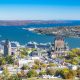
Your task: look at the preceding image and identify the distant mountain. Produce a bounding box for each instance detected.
[0,20,75,26]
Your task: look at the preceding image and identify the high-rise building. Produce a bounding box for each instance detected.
[4,40,11,56]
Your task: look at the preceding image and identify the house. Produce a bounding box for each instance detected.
[17,59,34,68]
[26,42,52,50]
[10,41,20,55]
[68,65,78,70]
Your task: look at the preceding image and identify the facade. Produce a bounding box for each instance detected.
[17,59,34,68]
[26,42,51,50]
[54,37,64,51]
[0,44,4,55]
[11,41,20,55]
[3,40,20,56]
[54,37,69,52]
[50,37,69,58]
[4,40,11,56]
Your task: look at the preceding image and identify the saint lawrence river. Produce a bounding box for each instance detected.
[0,21,80,49]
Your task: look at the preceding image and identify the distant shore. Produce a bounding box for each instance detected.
[24,26,80,38]
[0,20,80,26]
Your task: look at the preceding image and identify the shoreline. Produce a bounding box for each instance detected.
[23,26,80,38]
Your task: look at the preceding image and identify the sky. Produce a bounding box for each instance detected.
[0,0,80,20]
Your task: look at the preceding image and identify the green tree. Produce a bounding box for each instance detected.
[5,56,14,64]
[70,59,78,65]
[76,68,80,78]
[27,69,38,78]
[68,51,75,59]
[57,69,76,79]
[0,58,6,66]
[34,60,40,65]
[46,68,56,75]
[21,65,29,70]
[3,67,10,80]
[41,63,47,68]
[48,63,57,67]
[65,70,76,79]
[8,74,22,80]
[39,71,46,76]
[32,64,39,70]
[71,48,80,54]
[20,48,28,58]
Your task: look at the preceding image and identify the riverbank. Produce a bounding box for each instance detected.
[25,26,80,38]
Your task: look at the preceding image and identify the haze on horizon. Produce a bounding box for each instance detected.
[0,0,80,20]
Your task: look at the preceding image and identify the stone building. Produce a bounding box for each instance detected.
[54,37,65,51]
[4,40,11,56]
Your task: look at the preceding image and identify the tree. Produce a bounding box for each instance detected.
[5,56,14,64]
[20,48,28,58]
[67,51,75,59]
[3,67,10,80]
[21,65,29,70]
[39,71,46,76]
[71,48,80,55]
[32,64,39,70]
[27,69,38,78]
[48,63,57,67]
[0,58,6,66]
[17,71,23,78]
[60,68,69,79]
[41,63,47,68]
[57,69,76,79]
[66,70,75,79]
[76,68,80,78]
[8,74,22,80]
[55,70,61,76]
[46,68,56,75]
[70,59,78,65]
[34,60,40,65]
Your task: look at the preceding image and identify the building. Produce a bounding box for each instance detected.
[54,37,64,51]
[0,44,4,56]
[50,36,70,58]
[3,40,20,56]
[17,59,34,68]
[54,36,69,52]
[26,41,51,50]
[4,40,11,56]
[26,42,37,49]
[10,41,20,55]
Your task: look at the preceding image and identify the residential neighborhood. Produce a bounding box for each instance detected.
[0,37,80,80]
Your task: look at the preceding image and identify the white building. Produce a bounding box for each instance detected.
[17,59,34,68]
[10,41,20,55]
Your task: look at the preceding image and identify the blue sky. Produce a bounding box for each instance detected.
[0,0,80,20]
